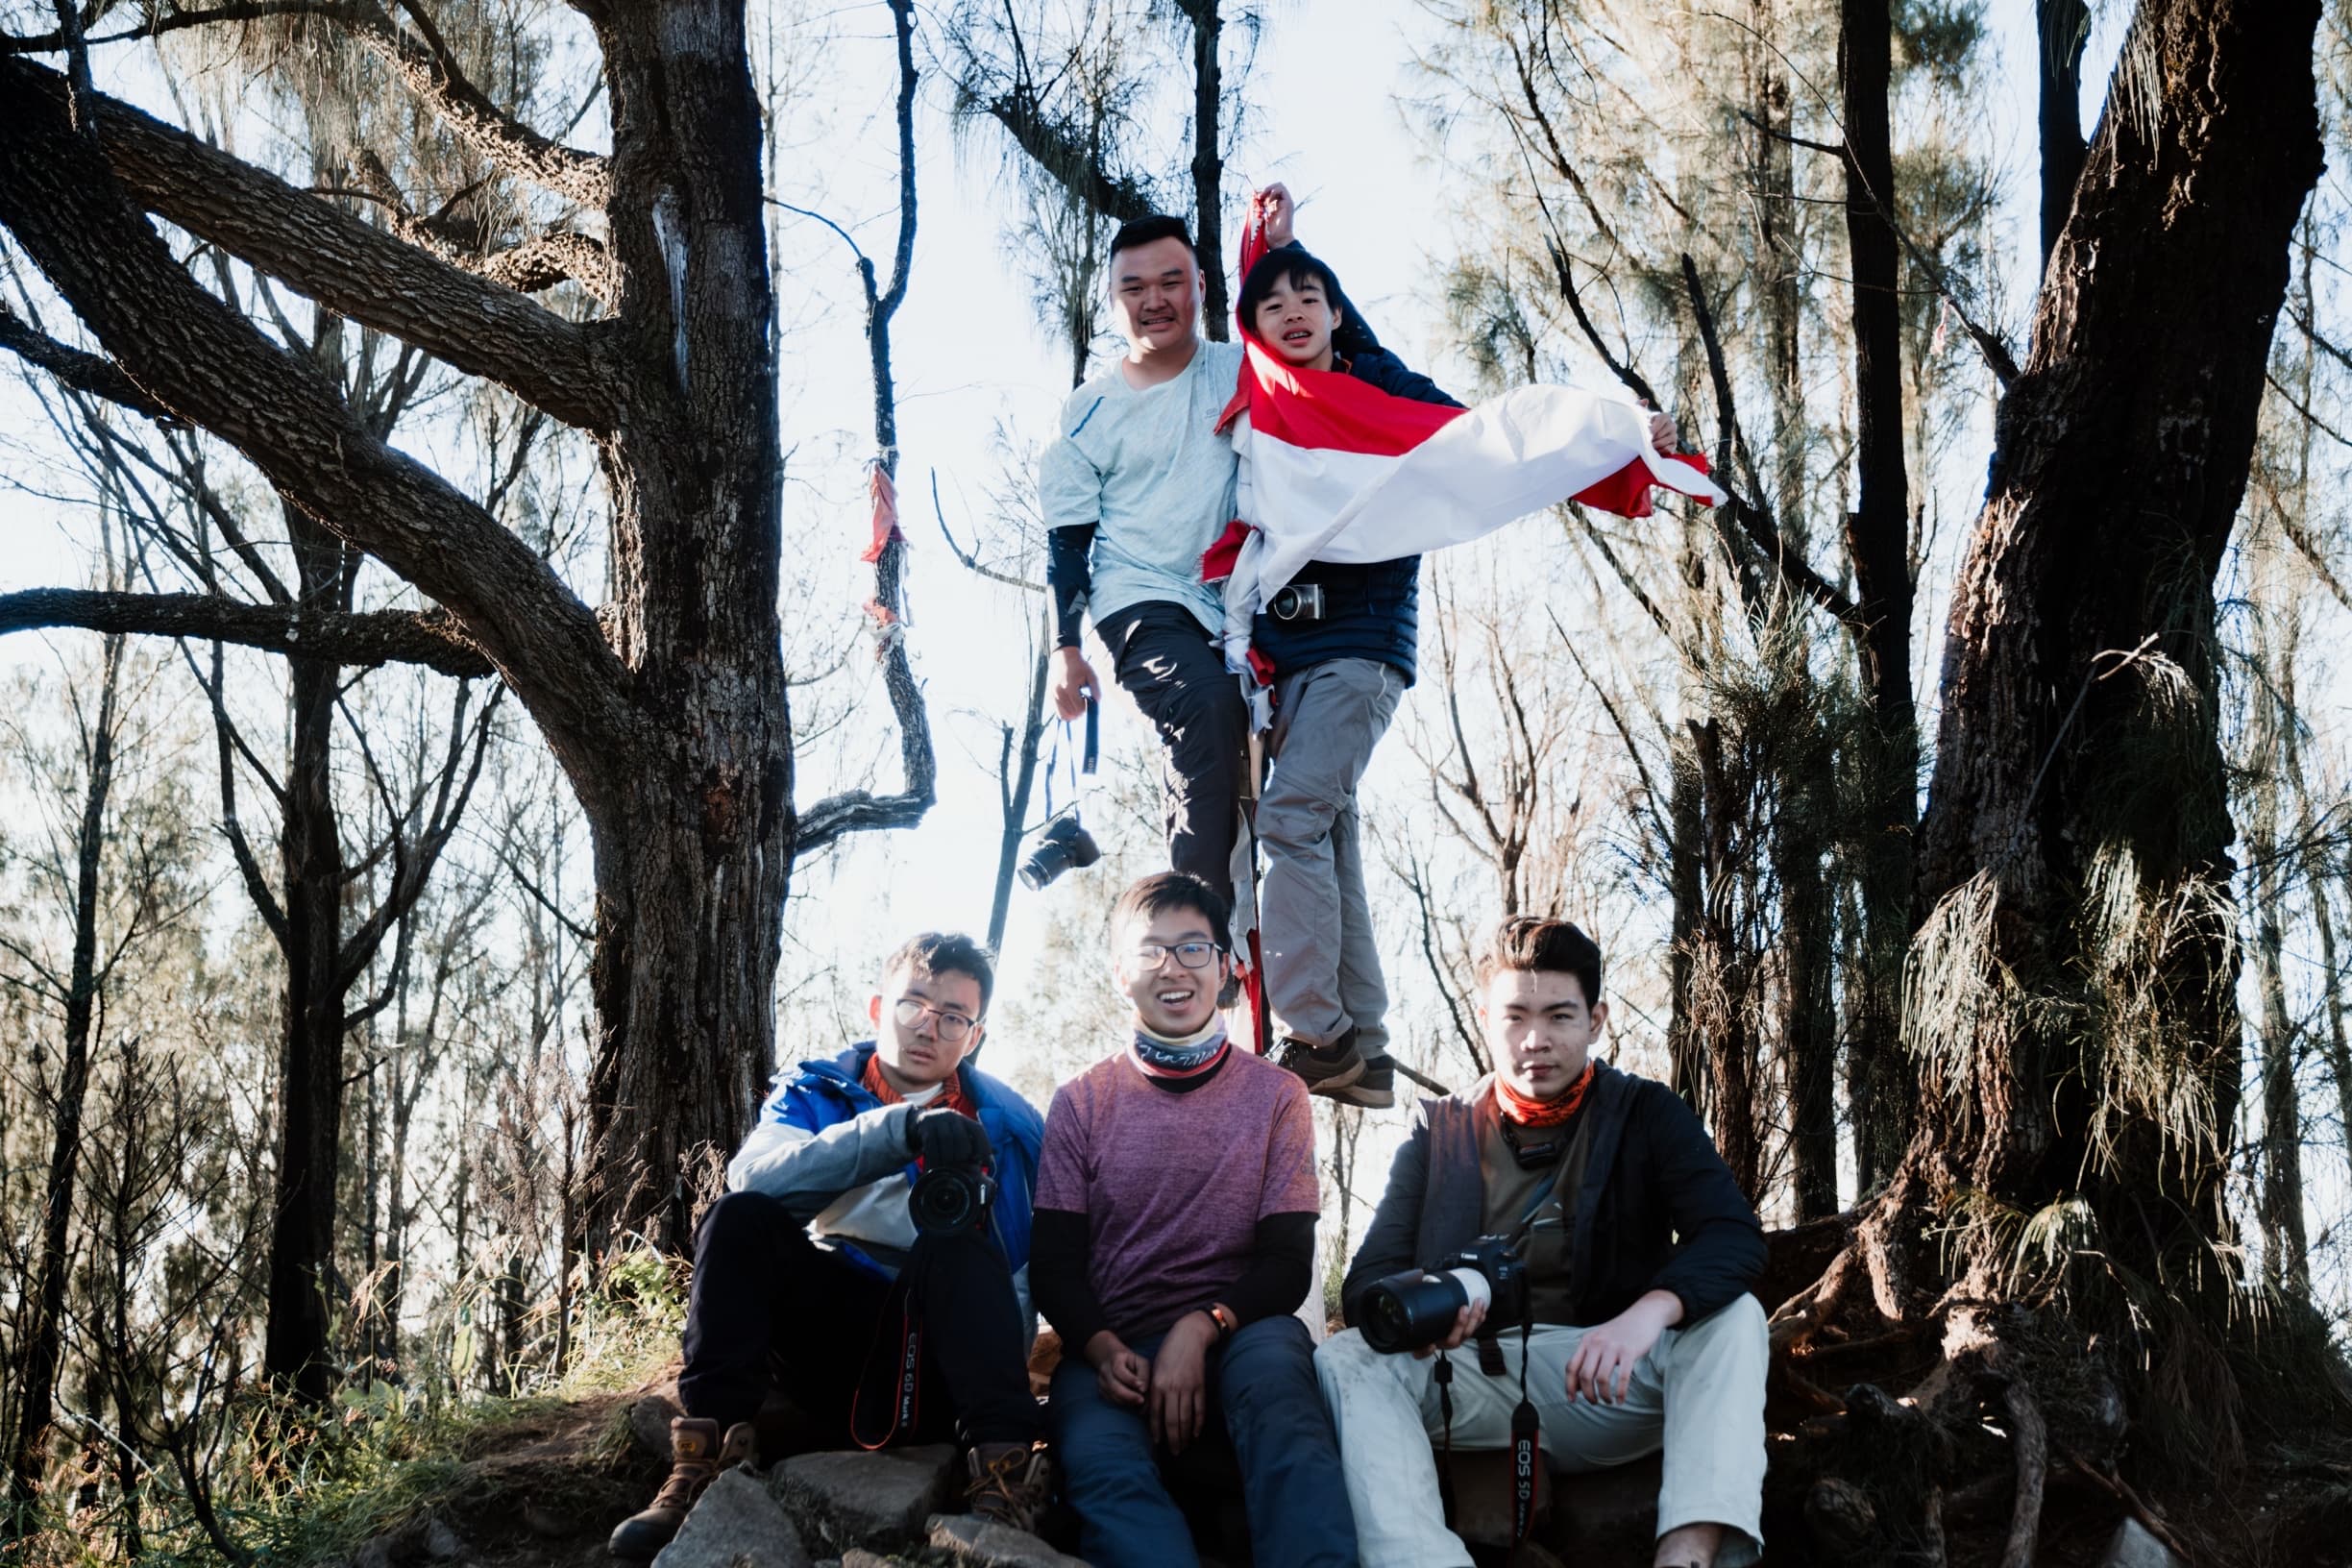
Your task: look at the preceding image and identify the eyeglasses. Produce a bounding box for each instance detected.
[893,997,979,1041]
[1126,941,1223,971]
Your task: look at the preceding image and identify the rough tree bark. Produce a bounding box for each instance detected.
[1897,0,2324,1311]
[0,0,934,1262]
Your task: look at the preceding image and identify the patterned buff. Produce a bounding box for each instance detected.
[1128,1018,1233,1083]
[862,1052,977,1117]
[1494,1061,1595,1129]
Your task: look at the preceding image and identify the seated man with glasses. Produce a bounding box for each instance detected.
[1028,872,1358,1568]
[611,933,1051,1559]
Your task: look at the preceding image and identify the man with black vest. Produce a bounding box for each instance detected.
[1313,917,1769,1568]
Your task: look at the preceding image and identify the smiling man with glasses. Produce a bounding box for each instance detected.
[611,933,1052,1558]
[1027,872,1357,1568]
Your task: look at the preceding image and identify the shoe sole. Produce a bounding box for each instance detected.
[1299,1056,1367,1093]
[1324,1079,1395,1108]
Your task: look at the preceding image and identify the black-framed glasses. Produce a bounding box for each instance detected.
[1126,941,1223,971]
[894,996,979,1041]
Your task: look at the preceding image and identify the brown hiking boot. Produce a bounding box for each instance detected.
[608,1416,758,1559]
[965,1441,1053,1534]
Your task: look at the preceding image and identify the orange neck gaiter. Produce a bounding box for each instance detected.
[1494,1061,1595,1129]
[863,1053,976,1118]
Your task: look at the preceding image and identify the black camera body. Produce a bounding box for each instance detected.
[1017,810,1101,891]
[908,1164,996,1236]
[1360,1234,1527,1355]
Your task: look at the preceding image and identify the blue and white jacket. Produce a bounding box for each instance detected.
[726,1042,1046,1337]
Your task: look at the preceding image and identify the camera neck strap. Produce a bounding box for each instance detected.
[1435,1303,1544,1549]
[849,1249,929,1451]
[1042,697,1101,821]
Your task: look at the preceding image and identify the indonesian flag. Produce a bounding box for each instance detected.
[1212,222,1728,699]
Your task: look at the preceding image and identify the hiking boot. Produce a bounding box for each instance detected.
[1271,1028,1365,1095]
[1325,1053,1396,1109]
[965,1440,1054,1534]
[608,1416,758,1559]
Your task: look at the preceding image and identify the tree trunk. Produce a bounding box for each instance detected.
[2036,0,2091,273]
[263,507,353,1405]
[1907,0,2322,1306]
[989,632,1051,953]
[1780,711,1841,1218]
[576,0,792,1256]
[1839,0,1920,1199]
[6,632,124,1510]
[1188,0,1227,340]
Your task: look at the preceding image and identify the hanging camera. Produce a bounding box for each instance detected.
[1020,696,1101,893]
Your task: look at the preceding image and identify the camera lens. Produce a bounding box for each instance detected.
[1359,1269,1471,1355]
[1017,814,1101,891]
[908,1166,991,1235]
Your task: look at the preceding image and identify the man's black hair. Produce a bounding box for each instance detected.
[1108,214,1197,264]
[1476,916,1604,1013]
[1110,871,1231,947]
[880,931,996,1017]
[1237,246,1343,331]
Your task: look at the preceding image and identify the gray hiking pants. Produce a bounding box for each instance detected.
[1258,657,1403,1057]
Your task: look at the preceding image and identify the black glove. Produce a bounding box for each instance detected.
[907,1106,992,1169]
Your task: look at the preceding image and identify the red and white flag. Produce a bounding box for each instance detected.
[1211,223,1727,695]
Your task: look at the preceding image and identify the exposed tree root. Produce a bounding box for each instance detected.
[1997,1375,2047,1568]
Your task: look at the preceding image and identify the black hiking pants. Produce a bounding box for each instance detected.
[676,1189,1042,1448]
[1098,602,1247,912]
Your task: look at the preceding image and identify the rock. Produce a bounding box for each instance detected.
[421,1513,468,1561]
[1803,1476,1878,1560]
[1550,1456,1660,1556]
[652,1469,812,1568]
[2099,1518,2188,1568]
[773,1446,958,1554]
[839,1553,916,1568]
[630,1392,686,1460]
[927,1511,1095,1568]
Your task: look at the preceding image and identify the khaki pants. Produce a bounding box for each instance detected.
[1314,1295,1768,1568]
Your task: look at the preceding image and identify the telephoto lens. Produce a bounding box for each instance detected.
[1358,1235,1525,1354]
[907,1164,996,1235]
[1360,1265,1494,1354]
[1017,811,1102,891]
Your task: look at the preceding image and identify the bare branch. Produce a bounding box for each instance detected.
[0,303,180,423]
[0,72,637,764]
[0,589,494,677]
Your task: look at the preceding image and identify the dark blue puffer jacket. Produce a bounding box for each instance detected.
[1250,348,1462,685]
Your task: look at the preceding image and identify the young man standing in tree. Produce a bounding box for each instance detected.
[1314,917,1768,1568]
[1028,872,1357,1568]
[1230,249,1683,1111]
[610,934,1050,1558]
[1228,246,1458,1109]
[1041,186,1335,917]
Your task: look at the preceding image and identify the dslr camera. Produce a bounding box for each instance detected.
[908,1164,996,1237]
[1359,1235,1527,1355]
[1017,810,1101,891]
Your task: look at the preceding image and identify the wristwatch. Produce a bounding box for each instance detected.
[1207,1303,1237,1339]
